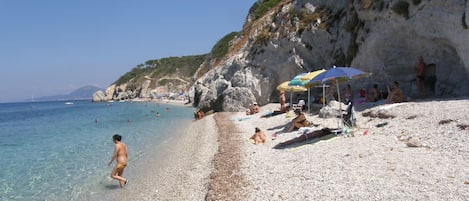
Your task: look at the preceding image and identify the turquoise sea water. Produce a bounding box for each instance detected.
[0,100,193,200]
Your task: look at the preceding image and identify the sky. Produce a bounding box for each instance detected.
[0,0,255,102]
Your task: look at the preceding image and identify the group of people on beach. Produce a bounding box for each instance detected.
[319,56,427,105]
[249,56,428,147]
[250,108,311,144]
[324,80,405,105]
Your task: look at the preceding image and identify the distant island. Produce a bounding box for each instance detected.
[33,85,104,102]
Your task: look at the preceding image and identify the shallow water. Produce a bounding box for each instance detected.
[0,100,193,200]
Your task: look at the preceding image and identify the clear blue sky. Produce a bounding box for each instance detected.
[0,0,255,102]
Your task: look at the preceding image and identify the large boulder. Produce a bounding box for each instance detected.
[92,90,106,102]
[105,84,116,100]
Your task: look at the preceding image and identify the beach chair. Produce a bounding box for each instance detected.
[293,99,305,111]
[342,101,356,128]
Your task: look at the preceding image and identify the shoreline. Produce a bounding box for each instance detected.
[94,97,468,200]
[115,115,218,201]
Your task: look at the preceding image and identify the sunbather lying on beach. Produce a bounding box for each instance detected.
[261,105,291,118]
[286,109,310,132]
[274,128,332,149]
[249,127,267,144]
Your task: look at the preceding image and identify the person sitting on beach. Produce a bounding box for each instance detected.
[286,109,310,132]
[274,128,332,149]
[246,102,260,115]
[343,84,353,103]
[366,84,381,102]
[249,127,267,144]
[194,109,204,120]
[386,81,404,104]
[326,83,336,103]
[197,110,204,119]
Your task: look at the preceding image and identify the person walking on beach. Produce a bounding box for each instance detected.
[415,56,426,97]
[108,134,128,188]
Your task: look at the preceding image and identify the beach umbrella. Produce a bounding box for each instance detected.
[300,69,326,82]
[277,81,307,107]
[308,67,370,86]
[288,69,326,113]
[277,81,308,92]
[300,69,326,113]
[308,66,370,127]
[288,73,308,86]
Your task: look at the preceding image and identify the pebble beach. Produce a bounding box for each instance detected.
[115,97,468,200]
[234,98,469,200]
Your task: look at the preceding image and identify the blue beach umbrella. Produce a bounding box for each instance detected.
[308,66,370,126]
[307,67,370,86]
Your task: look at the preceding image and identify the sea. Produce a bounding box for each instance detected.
[0,100,194,201]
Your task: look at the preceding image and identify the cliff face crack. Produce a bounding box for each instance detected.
[205,112,249,201]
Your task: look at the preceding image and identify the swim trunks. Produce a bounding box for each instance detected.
[116,163,127,171]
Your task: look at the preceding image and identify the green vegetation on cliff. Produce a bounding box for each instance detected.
[210,32,238,59]
[250,0,282,20]
[114,55,207,86]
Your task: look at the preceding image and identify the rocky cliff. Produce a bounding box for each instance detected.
[95,0,469,112]
[190,0,469,112]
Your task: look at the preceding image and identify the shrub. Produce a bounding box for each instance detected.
[158,79,168,86]
[210,32,238,59]
[251,0,282,20]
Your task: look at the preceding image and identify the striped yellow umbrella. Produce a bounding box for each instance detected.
[300,69,326,82]
[294,69,325,113]
[277,81,308,92]
[277,81,307,108]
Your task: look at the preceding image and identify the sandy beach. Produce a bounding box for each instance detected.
[110,97,468,201]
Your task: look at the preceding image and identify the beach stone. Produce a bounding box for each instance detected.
[406,137,422,147]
